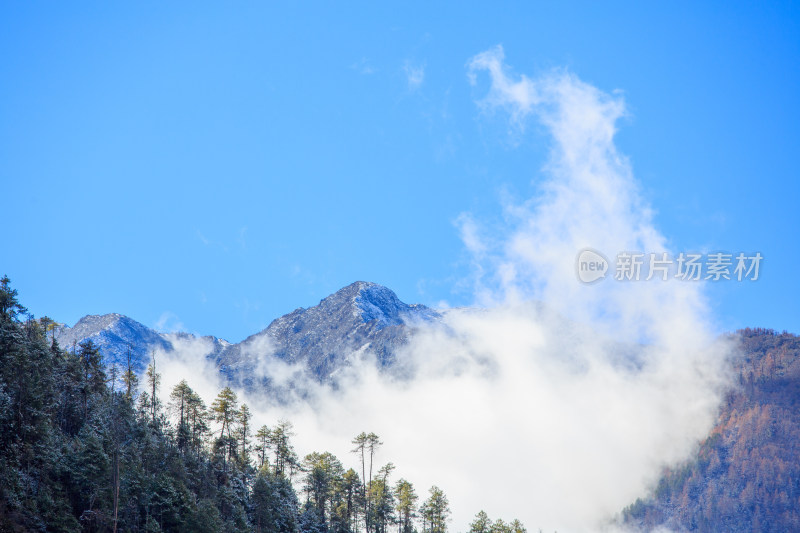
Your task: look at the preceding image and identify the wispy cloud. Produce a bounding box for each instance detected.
[154,311,185,333]
[148,335,227,417]
[350,57,376,75]
[403,60,425,90]
[195,229,211,246]
[194,228,245,253]
[468,46,542,126]
[195,228,228,252]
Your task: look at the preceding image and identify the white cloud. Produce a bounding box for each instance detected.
[404,61,425,90]
[148,334,227,416]
[196,229,211,246]
[156,47,733,533]
[154,311,185,333]
[350,57,376,75]
[455,212,487,257]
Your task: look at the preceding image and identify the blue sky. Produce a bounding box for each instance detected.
[2,2,798,342]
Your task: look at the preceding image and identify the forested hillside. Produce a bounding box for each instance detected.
[0,277,521,533]
[623,327,800,532]
[5,272,799,533]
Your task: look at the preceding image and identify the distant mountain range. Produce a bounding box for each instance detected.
[55,281,439,387]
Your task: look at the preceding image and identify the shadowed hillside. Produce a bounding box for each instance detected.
[623,328,800,532]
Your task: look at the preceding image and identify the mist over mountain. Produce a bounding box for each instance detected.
[215,281,440,389]
[29,41,792,531]
[15,278,800,532]
[55,282,440,388]
[55,313,230,374]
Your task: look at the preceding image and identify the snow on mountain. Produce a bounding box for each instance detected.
[215,281,440,389]
[55,282,439,389]
[54,313,229,374]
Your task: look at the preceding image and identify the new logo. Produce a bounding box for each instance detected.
[576,248,609,284]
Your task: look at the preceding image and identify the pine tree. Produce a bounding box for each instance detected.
[78,339,106,422]
[255,425,271,469]
[303,451,345,523]
[366,433,382,530]
[336,468,362,533]
[236,404,252,467]
[123,343,139,401]
[252,469,299,533]
[394,479,418,533]
[509,519,526,533]
[145,351,161,428]
[420,486,450,533]
[211,387,239,467]
[170,379,194,453]
[368,463,395,533]
[186,389,209,457]
[352,431,382,532]
[269,419,299,478]
[469,511,491,533]
[352,431,368,530]
[211,387,238,439]
[0,275,26,321]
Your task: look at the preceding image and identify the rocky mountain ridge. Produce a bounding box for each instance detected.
[55,281,439,384]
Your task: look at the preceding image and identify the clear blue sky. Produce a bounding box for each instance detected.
[2,2,798,342]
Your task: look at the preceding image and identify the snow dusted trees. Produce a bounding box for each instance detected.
[0,277,529,533]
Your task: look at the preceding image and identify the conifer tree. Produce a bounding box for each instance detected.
[420,486,450,533]
[255,424,271,468]
[211,386,239,467]
[145,350,161,428]
[269,419,299,478]
[170,379,194,453]
[394,479,418,533]
[236,403,252,466]
[123,343,138,401]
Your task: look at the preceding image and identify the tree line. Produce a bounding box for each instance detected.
[0,277,526,533]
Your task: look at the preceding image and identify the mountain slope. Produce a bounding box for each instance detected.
[55,282,439,386]
[54,313,229,374]
[216,281,440,387]
[623,328,800,532]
